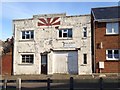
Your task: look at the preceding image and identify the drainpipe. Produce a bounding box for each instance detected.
[93,20,96,73]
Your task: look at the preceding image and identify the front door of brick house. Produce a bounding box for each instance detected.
[41,54,47,74]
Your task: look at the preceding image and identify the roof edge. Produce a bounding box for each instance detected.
[94,18,120,22]
[91,5,120,10]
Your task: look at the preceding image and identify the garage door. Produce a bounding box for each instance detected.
[53,51,78,74]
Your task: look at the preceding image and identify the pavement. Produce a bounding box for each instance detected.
[1,73,120,80]
[0,73,120,90]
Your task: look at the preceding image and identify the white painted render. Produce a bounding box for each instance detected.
[13,13,92,75]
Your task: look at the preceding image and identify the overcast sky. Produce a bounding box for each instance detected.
[1,2,119,40]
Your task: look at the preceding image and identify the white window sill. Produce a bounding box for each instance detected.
[57,38,73,40]
[82,37,87,39]
[80,64,87,66]
[105,33,119,35]
[19,39,34,42]
[106,59,120,61]
[18,63,34,65]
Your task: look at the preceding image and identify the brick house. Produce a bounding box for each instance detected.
[13,13,92,75]
[91,6,120,73]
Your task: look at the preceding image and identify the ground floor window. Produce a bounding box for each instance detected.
[83,54,87,64]
[21,54,34,63]
[106,49,120,60]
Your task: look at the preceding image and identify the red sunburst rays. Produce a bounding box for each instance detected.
[38,17,60,26]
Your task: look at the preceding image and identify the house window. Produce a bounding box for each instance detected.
[58,29,72,38]
[22,30,34,39]
[21,54,34,63]
[106,49,120,60]
[83,54,87,64]
[83,27,87,37]
[106,22,119,34]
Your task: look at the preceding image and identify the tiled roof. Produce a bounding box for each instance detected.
[92,6,120,20]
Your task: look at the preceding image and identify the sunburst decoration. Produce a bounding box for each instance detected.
[38,17,60,26]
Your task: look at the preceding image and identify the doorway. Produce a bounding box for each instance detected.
[41,54,47,74]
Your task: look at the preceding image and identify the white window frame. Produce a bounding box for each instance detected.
[21,30,34,40]
[106,49,120,60]
[106,22,119,35]
[21,54,34,64]
[58,28,72,39]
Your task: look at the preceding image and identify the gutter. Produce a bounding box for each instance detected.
[94,18,120,22]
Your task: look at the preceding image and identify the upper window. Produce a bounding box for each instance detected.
[58,29,72,39]
[106,22,119,34]
[106,49,120,60]
[21,54,34,64]
[22,31,34,39]
[83,27,87,38]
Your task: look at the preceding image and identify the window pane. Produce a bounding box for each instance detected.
[30,55,33,63]
[114,54,119,59]
[114,50,119,59]
[83,27,87,37]
[83,27,87,31]
[22,55,25,58]
[83,54,87,64]
[31,31,34,39]
[63,29,68,37]
[108,50,113,58]
[59,30,62,37]
[114,50,119,54]
[22,36,25,39]
[63,33,67,37]
[30,55,33,59]
[26,31,29,34]
[22,55,26,63]
[108,54,113,58]
[22,31,25,39]
[113,23,119,34]
[108,50,112,54]
[41,59,46,64]
[26,56,29,62]
[22,60,25,63]
[106,23,112,33]
[68,29,72,38]
[30,59,33,63]
[22,31,25,35]
[63,29,67,33]
[26,34,30,39]
[84,32,87,37]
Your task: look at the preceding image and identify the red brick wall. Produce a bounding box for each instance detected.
[2,53,12,75]
[95,22,120,73]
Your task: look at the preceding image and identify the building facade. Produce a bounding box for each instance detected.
[91,6,120,73]
[13,13,92,75]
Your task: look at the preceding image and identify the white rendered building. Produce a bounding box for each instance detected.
[13,13,92,75]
